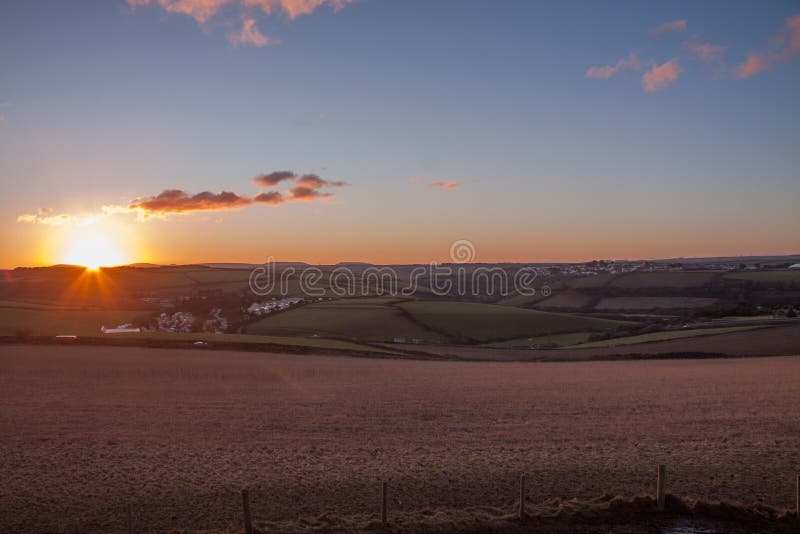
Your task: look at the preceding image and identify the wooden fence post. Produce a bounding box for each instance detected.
[242,489,253,534]
[519,473,526,522]
[381,481,388,525]
[656,464,666,511]
[126,504,133,534]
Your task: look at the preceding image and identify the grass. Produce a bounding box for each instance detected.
[246,299,448,342]
[399,301,631,342]
[563,273,615,288]
[535,291,592,309]
[723,270,800,282]
[484,331,593,348]
[610,271,719,288]
[594,297,718,310]
[0,308,143,336]
[568,325,765,349]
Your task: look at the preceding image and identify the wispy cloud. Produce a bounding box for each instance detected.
[129,0,233,24]
[585,53,643,79]
[683,40,727,64]
[129,0,358,45]
[642,58,682,92]
[229,18,276,46]
[650,19,687,36]
[427,180,460,191]
[243,0,357,20]
[733,14,800,78]
[18,171,349,224]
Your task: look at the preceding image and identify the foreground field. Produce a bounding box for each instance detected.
[0,346,798,532]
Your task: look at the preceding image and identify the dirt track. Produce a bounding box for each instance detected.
[1,345,799,532]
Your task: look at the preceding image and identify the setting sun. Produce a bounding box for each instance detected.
[61,228,127,269]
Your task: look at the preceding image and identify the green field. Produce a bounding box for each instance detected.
[568,325,765,349]
[398,301,630,342]
[484,331,593,348]
[610,271,719,288]
[246,299,448,342]
[535,291,592,309]
[723,270,800,282]
[0,308,143,336]
[563,273,615,288]
[594,297,718,310]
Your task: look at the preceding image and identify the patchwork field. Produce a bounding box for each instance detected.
[0,345,798,533]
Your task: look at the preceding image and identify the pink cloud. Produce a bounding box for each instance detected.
[129,0,233,23]
[243,0,357,20]
[427,180,460,191]
[229,18,276,46]
[683,40,727,63]
[650,19,687,36]
[734,52,774,78]
[733,14,800,78]
[585,53,643,79]
[129,0,358,45]
[642,58,682,92]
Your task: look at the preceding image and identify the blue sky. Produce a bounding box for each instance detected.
[1,0,798,266]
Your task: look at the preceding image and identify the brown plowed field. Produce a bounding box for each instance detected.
[1,345,798,532]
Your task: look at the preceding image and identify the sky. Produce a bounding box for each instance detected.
[1,0,798,267]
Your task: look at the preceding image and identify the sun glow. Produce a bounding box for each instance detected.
[61,228,127,269]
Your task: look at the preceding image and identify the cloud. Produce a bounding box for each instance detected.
[683,40,727,63]
[242,0,357,20]
[16,212,75,226]
[427,180,460,190]
[229,18,276,46]
[733,14,800,78]
[288,185,333,201]
[642,58,682,92]
[651,19,687,36]
[296,173,348,188]
[253,171,297,186]
[128,189,254,216]
[129,0,233,23]
[129,0,358,45]
[585,53,643,79]
[254,191,285,205]
[18,171,349,224]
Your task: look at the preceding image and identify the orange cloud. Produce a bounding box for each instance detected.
[650,19,687,36]
[229,18,276,46]
[733,14,800,78]
[128,189,254,215]
[585,53,643,79]
[642,59,681,92]
[427,180,460,190]
[254,191,285,205]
